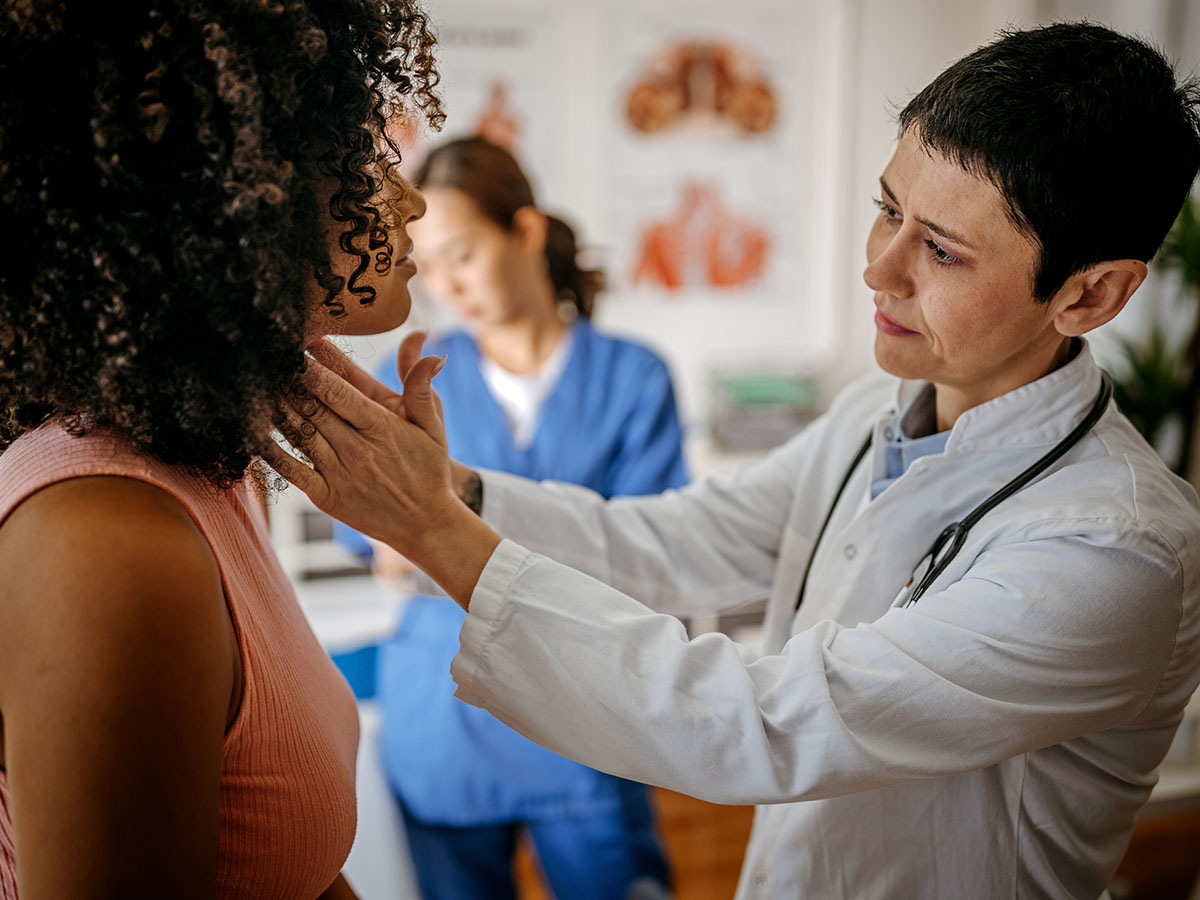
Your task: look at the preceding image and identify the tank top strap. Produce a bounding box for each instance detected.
[0,422,217,521]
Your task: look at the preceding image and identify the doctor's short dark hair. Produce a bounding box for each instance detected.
[898,21,1200,303]
[0,0,441,486]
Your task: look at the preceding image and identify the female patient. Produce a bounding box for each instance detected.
[0,3,437,898]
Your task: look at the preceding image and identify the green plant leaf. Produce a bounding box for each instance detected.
[1159,196,1200,292]
[1110,329,1188,446]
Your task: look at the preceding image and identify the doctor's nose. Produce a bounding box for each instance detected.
[863,228,914,299]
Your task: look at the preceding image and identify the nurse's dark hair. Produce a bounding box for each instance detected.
[898,21,1200,302]
[414,137,604,319]
[0,0,442,486]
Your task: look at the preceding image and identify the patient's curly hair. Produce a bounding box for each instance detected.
[0,0,442,486]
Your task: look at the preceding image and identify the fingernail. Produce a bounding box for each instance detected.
[432,354,447,376]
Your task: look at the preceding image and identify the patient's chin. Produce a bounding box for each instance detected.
[320,286,413,337]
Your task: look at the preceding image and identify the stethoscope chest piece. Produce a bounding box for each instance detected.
[897,521,969,607]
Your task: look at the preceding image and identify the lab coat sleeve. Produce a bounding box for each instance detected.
[479,426,809,617]
[452,517,1186,806]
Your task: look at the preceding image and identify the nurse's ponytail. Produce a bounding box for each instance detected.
[414,137,604,319]
[543,214,604,319]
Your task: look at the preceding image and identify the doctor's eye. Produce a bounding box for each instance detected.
[872,197,901,222]
[923,238,961,266]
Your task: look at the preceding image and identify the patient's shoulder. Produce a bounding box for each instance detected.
[0,475,230,696]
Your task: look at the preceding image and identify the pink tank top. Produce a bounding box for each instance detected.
[0,424,359,899]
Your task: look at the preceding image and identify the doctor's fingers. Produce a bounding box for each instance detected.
[260,406,337,505]
[289,377,447,495]
[307,338,402,411]
[270,393,412,520]
[396,331,427,383]
[276,400,341,477]
[301,354,398,437]
[262,440,329,506]
[401,354,449,448]
[395,335,446,423]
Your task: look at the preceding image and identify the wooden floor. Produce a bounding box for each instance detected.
[651,790,756,900]
[514,790,1200,900]
[515,789,753,900]
[1111,808,1200,900]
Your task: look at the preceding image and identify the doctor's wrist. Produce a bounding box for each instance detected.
[407,500,502,609]
[452,462,483,516]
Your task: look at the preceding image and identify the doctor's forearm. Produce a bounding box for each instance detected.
[465,468,781,617]
[400,497,501,609]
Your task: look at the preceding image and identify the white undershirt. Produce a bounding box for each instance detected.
[479,327,575,449]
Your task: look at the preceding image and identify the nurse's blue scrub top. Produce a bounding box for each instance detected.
[338,319,689,825]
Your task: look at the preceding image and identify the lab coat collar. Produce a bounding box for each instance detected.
[888,338,1105,454]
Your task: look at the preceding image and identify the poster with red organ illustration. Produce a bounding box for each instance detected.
[630,181,771,291]
[608,7,811,303]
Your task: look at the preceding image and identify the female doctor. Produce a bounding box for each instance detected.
[271,23,1200,900]
[339,137,685,900]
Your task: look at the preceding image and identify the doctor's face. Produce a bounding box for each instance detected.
[864,130,1071,420]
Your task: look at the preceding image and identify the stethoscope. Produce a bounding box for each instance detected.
[795,372,1113,612]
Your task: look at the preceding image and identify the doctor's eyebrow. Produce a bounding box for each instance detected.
[880,177,975,251]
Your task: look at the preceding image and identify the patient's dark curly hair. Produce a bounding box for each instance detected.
[0,0,442,486]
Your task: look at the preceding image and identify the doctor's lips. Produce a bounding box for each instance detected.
[874,308,919,336]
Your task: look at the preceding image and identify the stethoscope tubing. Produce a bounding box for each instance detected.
[794,372,1113,612]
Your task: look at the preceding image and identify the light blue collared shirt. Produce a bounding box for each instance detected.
[870,383,949,498]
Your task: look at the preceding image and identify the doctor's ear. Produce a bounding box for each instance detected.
[1051,258,1147,337]
[510,205,549,259]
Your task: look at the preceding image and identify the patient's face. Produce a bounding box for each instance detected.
[309,175,427,338]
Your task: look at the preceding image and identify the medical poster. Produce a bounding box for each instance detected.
[603,4,812,305]
[629,181,772,291]
[378,0,830,427]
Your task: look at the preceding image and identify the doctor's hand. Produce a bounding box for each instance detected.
[266,340,501,608]
[307,334,480,501]
[305,331,428,419]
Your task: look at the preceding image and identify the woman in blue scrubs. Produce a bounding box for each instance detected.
[341,137,688,900]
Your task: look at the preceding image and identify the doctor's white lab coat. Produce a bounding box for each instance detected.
[450,342,1200,900]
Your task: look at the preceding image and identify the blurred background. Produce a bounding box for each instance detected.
[340,0,1200,473]
[269,1,1200,897]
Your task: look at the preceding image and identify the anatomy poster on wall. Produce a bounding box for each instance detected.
[630,181,771,291]
[376,0,832,427]
[604,5,812,305]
